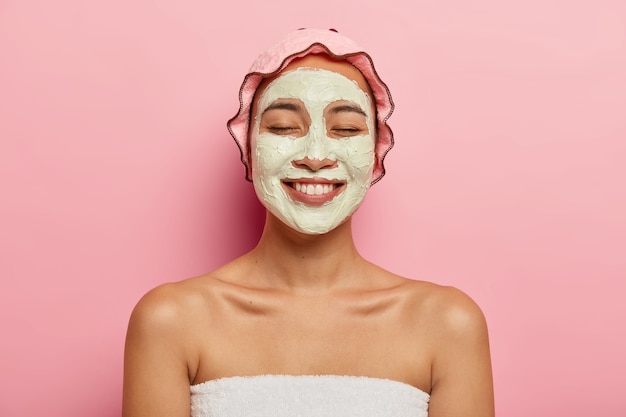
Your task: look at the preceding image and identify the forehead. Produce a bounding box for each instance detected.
[254,54,372,102]
[258,69,371,114]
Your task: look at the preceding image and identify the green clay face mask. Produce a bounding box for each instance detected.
[251,67,375,235]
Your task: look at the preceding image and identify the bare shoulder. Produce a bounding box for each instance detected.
[373,265,486,323]
[127,273,228,333]
[130,280,197,329]
[377,271,489,348]
[124,272,229,392]
[418,282,487,334]
[393,274,485,322]
[395,280,494,416]
[127,252,267,336]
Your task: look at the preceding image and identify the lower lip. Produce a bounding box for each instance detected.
[282,182,345,206]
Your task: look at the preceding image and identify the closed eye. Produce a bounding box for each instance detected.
[330,127,366,138]
[268,126,302,135]
[259,99,309,137]
[325,101,370,139]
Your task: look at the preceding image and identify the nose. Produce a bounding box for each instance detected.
[292,157,338,171]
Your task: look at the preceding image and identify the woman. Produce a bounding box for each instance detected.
[123,28,494,417]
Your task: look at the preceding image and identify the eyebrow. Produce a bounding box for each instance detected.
[327,103,367,117]
[262,101,304,114]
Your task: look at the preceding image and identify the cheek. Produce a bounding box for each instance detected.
[252,133,303,176]
[334,136,376,178]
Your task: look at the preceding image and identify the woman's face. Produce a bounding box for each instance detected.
[250,55,376,235]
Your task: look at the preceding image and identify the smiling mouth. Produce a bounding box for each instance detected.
[283,180,345,196]
[294,182,336,195]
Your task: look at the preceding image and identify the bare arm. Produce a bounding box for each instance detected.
[122,285,193,417]
[428,288,495,417]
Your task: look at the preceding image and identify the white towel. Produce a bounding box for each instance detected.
[190,374,429,417]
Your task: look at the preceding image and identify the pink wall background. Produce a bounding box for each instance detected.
[1,0,624,416]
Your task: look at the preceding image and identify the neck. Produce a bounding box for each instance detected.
[250,212,365,292]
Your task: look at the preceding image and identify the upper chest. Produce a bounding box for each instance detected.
[208,285,428,338]
[189,284,435,390]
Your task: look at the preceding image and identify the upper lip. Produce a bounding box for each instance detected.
[282,178,344,185]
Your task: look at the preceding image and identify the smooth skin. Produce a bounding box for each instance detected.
[122,55,494,417]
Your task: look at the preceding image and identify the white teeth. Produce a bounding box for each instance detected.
[291,182,336,196]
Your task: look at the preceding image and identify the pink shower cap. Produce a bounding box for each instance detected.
[227,28,394,185]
